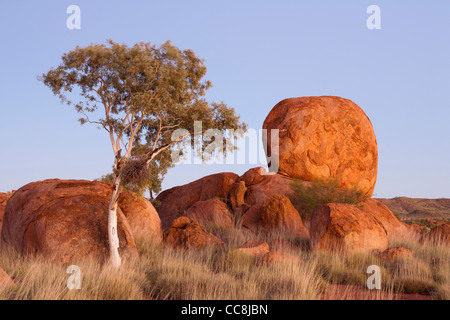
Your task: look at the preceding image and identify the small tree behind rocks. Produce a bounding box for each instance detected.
[289,177,368,219]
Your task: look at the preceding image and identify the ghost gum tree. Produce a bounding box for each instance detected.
[39,40,247,267]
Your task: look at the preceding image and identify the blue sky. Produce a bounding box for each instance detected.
[0,1,449,198]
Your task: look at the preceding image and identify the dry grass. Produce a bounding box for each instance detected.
[322,284,397,300]
[135,238,324,300]
[0,247,145,300]
[389,239,449,299]
[0,232,448,300]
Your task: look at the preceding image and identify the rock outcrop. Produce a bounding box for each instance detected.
[376,197,450,221]
[310,203,388,253]
[263,96,378,196]
[152,97,390,247]
[232,240,270,259]
[156,172,239,231]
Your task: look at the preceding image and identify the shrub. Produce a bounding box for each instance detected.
[289,177,368,219]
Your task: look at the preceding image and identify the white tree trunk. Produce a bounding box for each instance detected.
[108,156,122,268]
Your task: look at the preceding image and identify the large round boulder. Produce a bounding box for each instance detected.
[310,203,388,253]
[263,96,378,196]
[1,179,162,264]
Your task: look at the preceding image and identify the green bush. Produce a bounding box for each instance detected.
[289,177,368,219]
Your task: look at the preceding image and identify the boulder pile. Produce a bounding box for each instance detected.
[155,96,421,253]
[0,96,431,262]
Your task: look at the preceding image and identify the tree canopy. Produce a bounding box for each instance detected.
[40,39,246,190]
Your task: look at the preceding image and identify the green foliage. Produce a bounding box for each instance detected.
[96,173,114,183]
[39,39,247,193]
[413,219,437,229]
[289,177,368,219]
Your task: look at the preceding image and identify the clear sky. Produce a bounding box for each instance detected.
[0,1,449,198]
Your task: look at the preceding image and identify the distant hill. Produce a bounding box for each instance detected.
[376,197,450,221]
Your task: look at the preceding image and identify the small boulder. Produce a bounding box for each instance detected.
[420,223,450,246]
[164,216,225,250]
[259,195,309,238]
[184,199,233,228]
[310,203,388,253]
[229,181,247,211]
[378,247,413,262]
[232,239,270,259]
